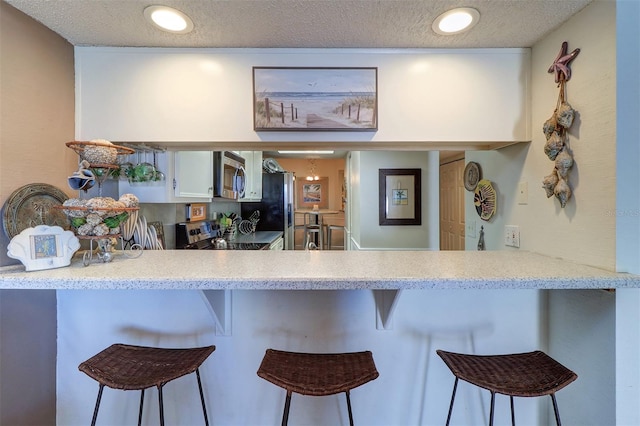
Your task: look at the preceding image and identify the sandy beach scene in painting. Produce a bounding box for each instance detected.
[253,68,377,130]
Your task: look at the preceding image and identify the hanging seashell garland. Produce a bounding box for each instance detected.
[541,41,580,208]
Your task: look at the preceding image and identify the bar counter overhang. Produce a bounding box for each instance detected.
[1,250,638,291]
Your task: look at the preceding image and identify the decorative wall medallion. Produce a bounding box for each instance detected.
[474,179,497,221]
[2,183,70,239]
[464,161,482,191]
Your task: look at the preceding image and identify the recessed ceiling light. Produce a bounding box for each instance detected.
[144,5,194,34]
[278,150,335,155]
[432,7,480,35]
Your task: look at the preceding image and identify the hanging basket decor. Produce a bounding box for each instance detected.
[541,41,580,208]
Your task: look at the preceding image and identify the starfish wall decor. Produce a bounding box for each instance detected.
[548,41,581,84]
[542,41,580,209]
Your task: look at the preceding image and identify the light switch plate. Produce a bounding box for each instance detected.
[518,182,528,205]
[504,225,520,248]
[466,220,476,238]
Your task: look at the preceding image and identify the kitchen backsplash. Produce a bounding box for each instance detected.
[138,201,241,249]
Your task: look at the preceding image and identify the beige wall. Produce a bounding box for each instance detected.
[0,2,76,264]
[273,157,346,212]
[0,3,75,425]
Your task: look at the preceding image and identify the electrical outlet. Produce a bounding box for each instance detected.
[466,220,476,238]
[504,225,520,248]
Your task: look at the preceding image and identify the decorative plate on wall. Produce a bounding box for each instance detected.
[464,161,482,191]
[474,179,497,221]
[2,183,70,239]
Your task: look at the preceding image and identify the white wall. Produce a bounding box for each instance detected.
[349,151,439,250]
[75,47,530,144]
[465,1,616,271]
[58,289,542,426]
[464,143,530,252]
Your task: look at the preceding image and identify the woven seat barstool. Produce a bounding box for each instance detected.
[436,349,577,426]
[257,349,379,426]
[79,343,216,426]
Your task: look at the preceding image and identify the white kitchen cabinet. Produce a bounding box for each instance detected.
[174,151,213,199]
[239,151,263,202]
[119,150,213,203]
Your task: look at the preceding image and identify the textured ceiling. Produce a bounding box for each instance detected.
[6,0,593,49]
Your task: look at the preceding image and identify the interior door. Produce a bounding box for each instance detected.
[439,159,465,250]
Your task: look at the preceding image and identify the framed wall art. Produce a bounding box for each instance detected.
[379,169,422,226]
[186,203,207,222]
[253,67,378,131]
[296,178,329,210]
[7,225,80,271]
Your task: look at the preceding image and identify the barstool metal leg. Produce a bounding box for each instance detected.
[138,389,145,426]
[196,368,210,426]
[345,390,354,426]
[489,391,496,426]
[281,390,292,426]
[90,384,105,426]
[550,393,562,426]
[445,377,458,426]
[510,395,515,426]
[158,385,165,426]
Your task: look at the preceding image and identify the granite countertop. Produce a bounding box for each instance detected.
[1,250,639,290]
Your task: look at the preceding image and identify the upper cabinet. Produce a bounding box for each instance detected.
[119,150,213,203]
[239,151,263,202]
[76,48,531,145]
[174,151,213,199]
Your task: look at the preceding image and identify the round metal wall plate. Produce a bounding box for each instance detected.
[2,183,70,239]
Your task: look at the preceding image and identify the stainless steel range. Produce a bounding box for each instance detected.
[175,220,269,250]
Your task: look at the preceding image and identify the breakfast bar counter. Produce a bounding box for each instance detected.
[1,250,639,290]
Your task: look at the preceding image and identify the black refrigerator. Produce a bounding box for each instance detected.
[241,172,295,250]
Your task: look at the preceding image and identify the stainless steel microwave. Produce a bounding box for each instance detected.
[213,151,246,200]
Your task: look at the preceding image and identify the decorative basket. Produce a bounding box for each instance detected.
[66,140,134,166]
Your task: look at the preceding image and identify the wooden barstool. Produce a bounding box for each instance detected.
[257,349,379,425]
[79,343,215,426]
[437,349,577,426]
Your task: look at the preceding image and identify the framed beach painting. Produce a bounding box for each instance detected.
[296,178,329,210]
[253,67,378,131]
[378,169,422,226]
